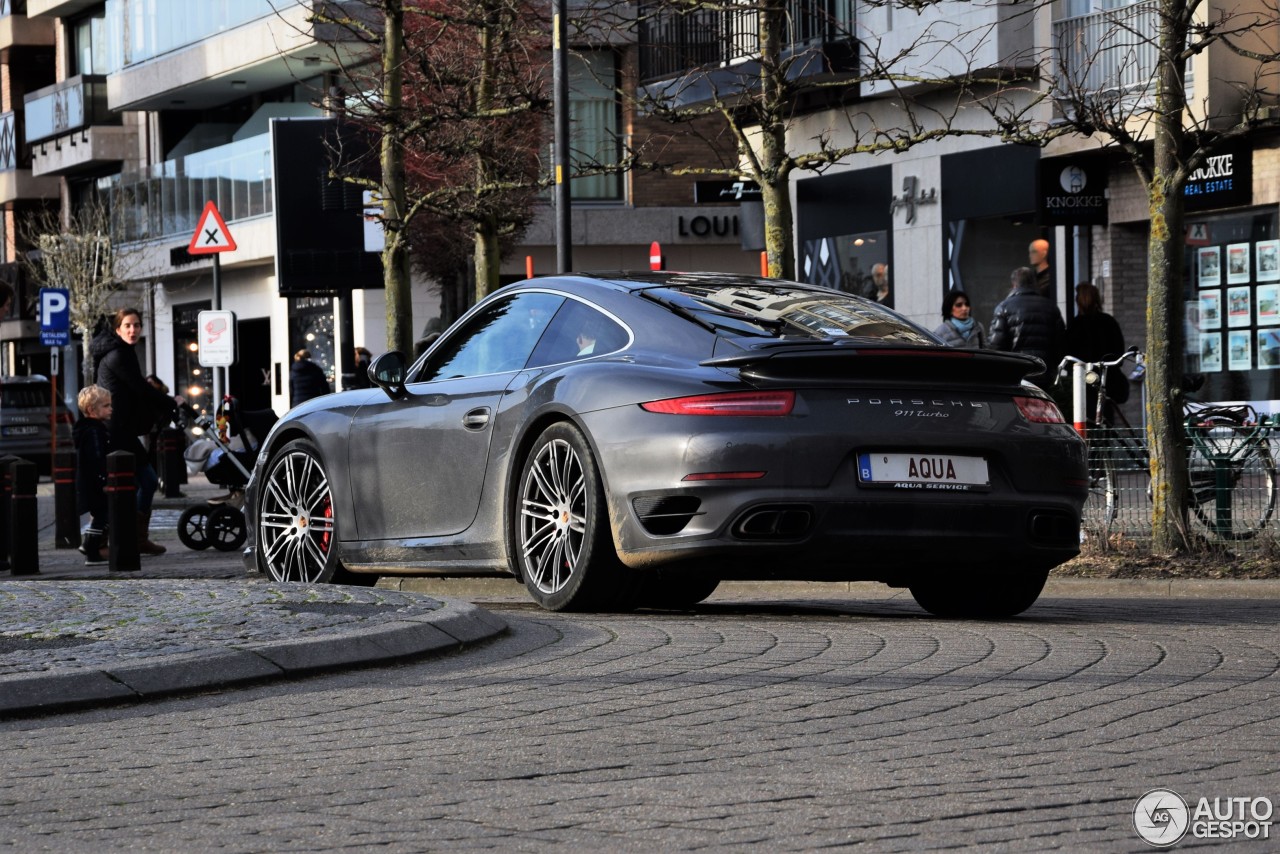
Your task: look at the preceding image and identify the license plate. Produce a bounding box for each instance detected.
[858,452,990,491]
[2,426,39,436]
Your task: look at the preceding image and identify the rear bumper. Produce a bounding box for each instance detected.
[613,491,1082,581]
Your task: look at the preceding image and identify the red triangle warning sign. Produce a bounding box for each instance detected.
[188,201,238,254]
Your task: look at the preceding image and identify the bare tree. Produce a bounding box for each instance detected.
[1052,0,1280,552]
[600,0,1062,279]
[20,199,136,388]
[307,0,548,349]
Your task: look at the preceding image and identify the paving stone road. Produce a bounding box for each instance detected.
[2,592,1276,851]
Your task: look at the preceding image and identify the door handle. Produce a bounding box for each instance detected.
[462,407,492,430]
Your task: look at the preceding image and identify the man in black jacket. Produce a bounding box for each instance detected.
[989,266,1066,390]
[290,349,331,406]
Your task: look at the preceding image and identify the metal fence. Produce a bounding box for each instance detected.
[1081,425,1280,549]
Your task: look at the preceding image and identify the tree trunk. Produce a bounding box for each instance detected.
[1146,0,1191,553]
[760,177,793,279]
[381,2,413,354]
[756,0,793,280]
[82,327,95,388]
[474,219,500,302]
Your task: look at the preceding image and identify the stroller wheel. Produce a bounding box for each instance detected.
[178,504,214,550]
[208,505,248,552]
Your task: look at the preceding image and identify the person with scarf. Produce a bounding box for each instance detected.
[933,289,986,349]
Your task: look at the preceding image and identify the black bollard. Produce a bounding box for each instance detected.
[8,459,39,576]
[160,427,186,498]
[106,451,140,573]
[54,448,81,549]
[0,454,16,572]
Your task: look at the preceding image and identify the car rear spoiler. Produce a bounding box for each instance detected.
[701,344,1046,386]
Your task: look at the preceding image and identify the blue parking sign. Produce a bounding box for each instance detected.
[39,287,71,347]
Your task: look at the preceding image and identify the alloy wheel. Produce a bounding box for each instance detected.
[520,438,586,595]
[259,448,336,583]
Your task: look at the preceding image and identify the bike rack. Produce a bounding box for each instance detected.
[1184,413,1271,538]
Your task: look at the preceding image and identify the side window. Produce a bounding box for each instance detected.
[415,292,564,382]
[528,299,629,367]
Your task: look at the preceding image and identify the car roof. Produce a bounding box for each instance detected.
[576,270,833,296]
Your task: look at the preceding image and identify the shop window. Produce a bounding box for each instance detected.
[289,296,336,387]
[172,301,212,414]
[801,231,891,308]
[945,218,1045,335]
[1183,208,1280,402]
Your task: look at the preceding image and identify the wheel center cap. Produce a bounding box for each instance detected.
[298,516,308,530]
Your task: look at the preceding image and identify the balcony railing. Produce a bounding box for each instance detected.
[23,75,118,145]
[1053,1,1162,103]
[639,0,855,83]
[104,132,273,243]
[2,111,23,171]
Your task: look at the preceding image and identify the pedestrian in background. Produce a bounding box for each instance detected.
[1029,238,1052,295]
[290,349,331,406]
[1064,281,1128,419]
[91,307,181,556]
[933,290,985,349]
[989,266,1066,389]
[353,347,373,389]
[73,385,113,567]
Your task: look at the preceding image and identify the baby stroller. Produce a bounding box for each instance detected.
[177,397,278,552]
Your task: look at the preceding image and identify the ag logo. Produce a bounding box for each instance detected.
[1060,165,1088,194]
[1133,788,1190,846]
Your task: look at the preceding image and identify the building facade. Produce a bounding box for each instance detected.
[6,0,755,416]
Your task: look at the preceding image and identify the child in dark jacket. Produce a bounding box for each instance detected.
[74,385,113,566]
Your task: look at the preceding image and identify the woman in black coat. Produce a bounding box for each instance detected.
[91,308,180,556]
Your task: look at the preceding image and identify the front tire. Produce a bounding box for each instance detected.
[909,568,1049,619]
[514,422,636,611]
[258,438,341,583]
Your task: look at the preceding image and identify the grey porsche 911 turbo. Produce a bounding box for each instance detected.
[244,271,1087,617]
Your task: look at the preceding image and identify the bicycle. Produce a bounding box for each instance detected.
[1057,349,1278,542]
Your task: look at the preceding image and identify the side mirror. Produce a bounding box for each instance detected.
[370,351,408,399]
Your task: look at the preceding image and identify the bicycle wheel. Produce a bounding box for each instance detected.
[1188,433,1278,540]
[1083,439,1118,541]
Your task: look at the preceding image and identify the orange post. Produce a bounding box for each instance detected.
[760,251,769,277]
[525,255,534,278]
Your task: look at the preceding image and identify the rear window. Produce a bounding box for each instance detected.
[1,383,53,408]
[643,283,935,344]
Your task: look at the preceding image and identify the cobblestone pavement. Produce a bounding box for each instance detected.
[1,593,1276,850]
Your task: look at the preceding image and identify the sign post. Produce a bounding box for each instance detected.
[188,201,238,408]
[39,288,71,461]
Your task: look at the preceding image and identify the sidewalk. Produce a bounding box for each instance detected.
[0,475,506,718]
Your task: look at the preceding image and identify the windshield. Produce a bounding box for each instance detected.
[641,283,935,344]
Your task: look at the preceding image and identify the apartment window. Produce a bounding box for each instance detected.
[70,10,110,76]
[569,51,623,202]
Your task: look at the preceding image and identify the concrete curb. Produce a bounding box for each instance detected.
[0,593,507,719]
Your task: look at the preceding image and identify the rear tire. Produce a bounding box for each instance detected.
[514,422,637,611]
[640,572,720,610]
[909,568,1049,619]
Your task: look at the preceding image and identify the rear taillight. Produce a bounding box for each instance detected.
[640,390,795,416]
[1015,395,1065,424]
